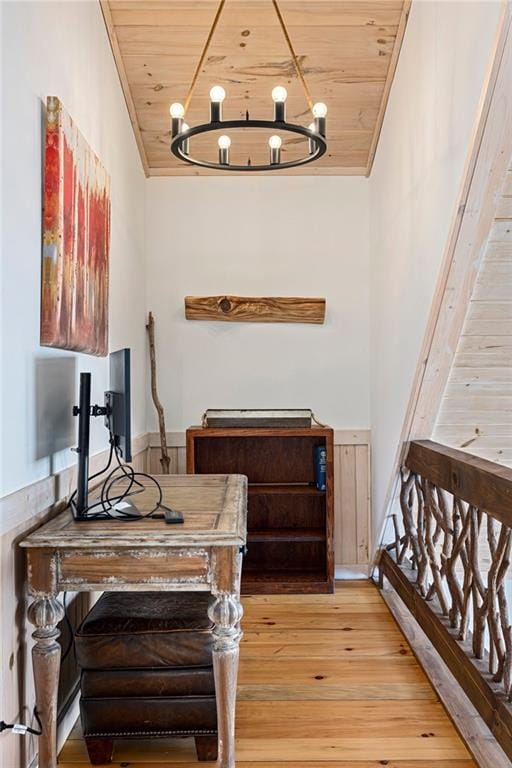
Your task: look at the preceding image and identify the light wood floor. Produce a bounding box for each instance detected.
[59,581,475,767]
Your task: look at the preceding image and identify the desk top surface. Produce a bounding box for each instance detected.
[20,474,247,549]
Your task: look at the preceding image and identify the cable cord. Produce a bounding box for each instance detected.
[0,708,42,736]
[68,435,164,522]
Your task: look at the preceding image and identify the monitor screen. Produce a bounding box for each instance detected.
[107,348,132,462]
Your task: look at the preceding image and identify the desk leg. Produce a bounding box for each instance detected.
[27,596,64,768]
[209,594,243,768]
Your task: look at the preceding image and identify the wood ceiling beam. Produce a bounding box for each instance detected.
[148,165,368,177]
[100,0,150,177]
[365,0,410,176]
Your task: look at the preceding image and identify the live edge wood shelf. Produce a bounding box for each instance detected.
[184,296,326,324]
[186,427,334,594]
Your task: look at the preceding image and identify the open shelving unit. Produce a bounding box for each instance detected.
[186,427,334,594]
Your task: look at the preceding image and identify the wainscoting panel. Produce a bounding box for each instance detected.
[334,444,371,568]
[149,446,185,475]
[149,430,371,570]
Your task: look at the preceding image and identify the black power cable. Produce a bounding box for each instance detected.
[0,708,42,736]
[68,434,165,522]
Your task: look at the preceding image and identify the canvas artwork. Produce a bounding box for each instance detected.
[41,96,110,356]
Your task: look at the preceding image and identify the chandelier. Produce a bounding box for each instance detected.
[169,0,327,172]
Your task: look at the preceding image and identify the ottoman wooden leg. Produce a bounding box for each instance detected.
[195,734,218,761]
[85,737,114,764]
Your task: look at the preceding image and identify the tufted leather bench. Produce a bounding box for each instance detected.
[75,591,217,764]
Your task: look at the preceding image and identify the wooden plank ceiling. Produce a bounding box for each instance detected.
[101,1,410,176]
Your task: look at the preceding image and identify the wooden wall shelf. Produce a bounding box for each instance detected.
[186,426,335,594]
[184,295,326,324]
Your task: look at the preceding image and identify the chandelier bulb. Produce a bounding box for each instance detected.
[268,135,282,150]
[218,135,231,149]
[272,86,288,103]
[312,102,328,118]
[210,85,226,103]
[170,102,185,119]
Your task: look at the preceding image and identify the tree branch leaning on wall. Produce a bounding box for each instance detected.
[146,311,170,473]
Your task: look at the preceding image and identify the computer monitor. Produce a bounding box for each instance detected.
[105,348,132,462]
[73,348,132,518]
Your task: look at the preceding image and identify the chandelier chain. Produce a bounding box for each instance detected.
[272,0,314,111]
[184,0,226,115]
[183,0,314,116]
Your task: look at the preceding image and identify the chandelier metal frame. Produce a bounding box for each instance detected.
[169,0,327,172]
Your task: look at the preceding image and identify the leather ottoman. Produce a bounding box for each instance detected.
[75,591,217,764]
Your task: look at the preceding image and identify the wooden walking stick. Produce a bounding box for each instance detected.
[146,311,171,473]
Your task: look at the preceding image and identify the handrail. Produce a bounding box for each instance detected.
[378,439,512,760]
[406,440,512,527]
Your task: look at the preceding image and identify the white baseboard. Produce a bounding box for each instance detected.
[335,564,370,579]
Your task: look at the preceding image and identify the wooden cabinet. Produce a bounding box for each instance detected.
[186,427,334,594]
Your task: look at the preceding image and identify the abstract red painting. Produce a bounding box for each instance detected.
[41,96,110,356]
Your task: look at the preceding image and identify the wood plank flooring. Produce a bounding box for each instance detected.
[59,581,475,767]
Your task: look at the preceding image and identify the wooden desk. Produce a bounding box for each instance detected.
[20,474,247,768]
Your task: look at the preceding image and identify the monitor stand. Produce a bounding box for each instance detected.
[72,372,110,519]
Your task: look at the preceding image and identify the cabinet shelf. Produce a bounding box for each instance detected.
[242,568,327,580]
[248,528,325,543]
[242,569,330,595]
[248,484,325,496]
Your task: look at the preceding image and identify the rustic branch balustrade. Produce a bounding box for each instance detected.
[379,440,512,759]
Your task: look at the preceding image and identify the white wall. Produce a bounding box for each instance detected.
[145,177,370,432]
[369,0,503,551]
[0,0,147,505]
[0,2,146,764]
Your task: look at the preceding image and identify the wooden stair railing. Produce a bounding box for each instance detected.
[378,439,512,760]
